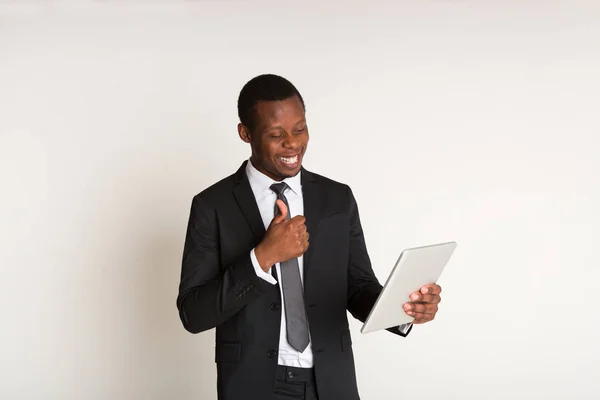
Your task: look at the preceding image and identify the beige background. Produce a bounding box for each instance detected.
[1,1,599,399]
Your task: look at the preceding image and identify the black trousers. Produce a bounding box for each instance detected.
[274,366,319,400]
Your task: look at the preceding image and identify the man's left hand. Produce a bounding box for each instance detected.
[403,284,442,324]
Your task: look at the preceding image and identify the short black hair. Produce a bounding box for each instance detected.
[237,74,305,132]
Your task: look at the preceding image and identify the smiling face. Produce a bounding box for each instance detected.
[238,95,309,181]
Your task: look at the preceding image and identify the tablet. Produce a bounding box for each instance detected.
[360,241,457,334]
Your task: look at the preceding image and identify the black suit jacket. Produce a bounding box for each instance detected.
[176,161,410,400]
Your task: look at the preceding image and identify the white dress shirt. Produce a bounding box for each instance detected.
[245,159,314,367]
[245,159,411,367]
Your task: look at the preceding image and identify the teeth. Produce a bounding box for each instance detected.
[279,155,298,164]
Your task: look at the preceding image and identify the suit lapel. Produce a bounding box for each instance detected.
[233,161,266,245]
[301,168,323,283]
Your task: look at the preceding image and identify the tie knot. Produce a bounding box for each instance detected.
[270,182,289,196]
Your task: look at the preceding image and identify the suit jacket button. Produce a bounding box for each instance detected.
[270,302,280,311]
[267,350,277,359]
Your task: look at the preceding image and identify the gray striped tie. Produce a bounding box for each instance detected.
[270,182,310,353]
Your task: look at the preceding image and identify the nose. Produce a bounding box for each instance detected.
[282,134,300,149]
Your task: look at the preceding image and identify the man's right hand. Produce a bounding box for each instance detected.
[254,200,309,271]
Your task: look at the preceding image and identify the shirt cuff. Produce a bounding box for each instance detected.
[250,248,277,285]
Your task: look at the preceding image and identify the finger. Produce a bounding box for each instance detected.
[413,303,438,314]
[302,231,309,244]
[295,235,309,255]
[420,283,442,296]
[290,216,306,227]
[408,293,441,304]
[272,200,288,223]
[403,302,438,314]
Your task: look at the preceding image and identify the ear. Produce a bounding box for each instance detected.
[238,123,251,144]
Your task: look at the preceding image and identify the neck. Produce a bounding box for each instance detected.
[249,156,286,181]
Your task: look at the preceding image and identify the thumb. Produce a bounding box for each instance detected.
[272,199,288,224]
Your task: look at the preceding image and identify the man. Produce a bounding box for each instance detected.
[176,74,442,400]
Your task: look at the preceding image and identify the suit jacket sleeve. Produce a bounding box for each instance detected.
[176,195,269,334]
[345,186,412,337]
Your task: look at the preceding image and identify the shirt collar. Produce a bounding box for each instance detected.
[245,158,302,198]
